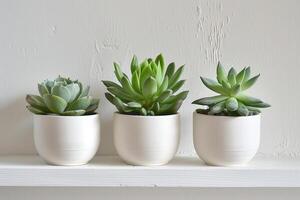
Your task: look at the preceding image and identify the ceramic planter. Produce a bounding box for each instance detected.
[193,112,260,166]
[33,114,100,166]
[113,113,180,166]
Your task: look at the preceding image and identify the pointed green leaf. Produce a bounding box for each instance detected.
[236,68,246,84]
[102,80,122,89]
[51,85,71,102]
[170,80,185,93]
[113,62,123,82]
[130,55,138,73]
[140,65,152,87]
[26,106,46,115]
[158,76,169,94]
[127,102,142,108]
[62,110,86,116]
[85,103,99,114]
[200,77,228,95]
[166,62,175,78]
[243,67,251,82]
[142,77,157,98]
[43,94,68,113]
[26,95,45,108]
[237,102,249,116]
[227,67,237,86]
[209,101,225,114]
[169,65,184,88]
[38,83,49,96]
[67,96,91,111]
[192,95,227,105]
[231,84,241,96]
[226,97,238,111]
[121,76,143,99]
[80,86,90,98]
[216,62,227,84]
[158,100,183,114]
[157,89,172,102]
[163,91,188,104]
[242,74,260,90]
[237,94,263,105]
[131,71,140,92]
[155,54,164,72]
[107,87,133,102]
[65,83,80,102]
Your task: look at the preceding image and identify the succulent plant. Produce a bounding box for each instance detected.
[103,54,189,116]
[26,76,99,116]
[192,62,270,116]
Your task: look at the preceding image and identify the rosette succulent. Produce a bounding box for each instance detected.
[103,54,188,116]
[26,76,99,116]
[192,62,270,116]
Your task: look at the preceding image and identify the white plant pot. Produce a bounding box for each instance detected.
[193,112,260,166]
[113,113,180,166]
[33,114,100,166]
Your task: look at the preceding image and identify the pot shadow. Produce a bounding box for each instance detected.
[0,96,36,155]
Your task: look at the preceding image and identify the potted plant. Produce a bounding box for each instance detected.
[26,76,100,166]
[192,62,270,166]
[102,54,188,166]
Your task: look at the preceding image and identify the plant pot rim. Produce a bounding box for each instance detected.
[33,113,99,119]
[193,111,261,119]
[114,112,179,119]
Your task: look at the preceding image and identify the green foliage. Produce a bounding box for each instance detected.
[26,76,99,116]
[192,62,270,116]
[103,54,188,116]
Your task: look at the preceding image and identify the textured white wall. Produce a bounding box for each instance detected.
[0,0,300,199]
[1,0,299,158]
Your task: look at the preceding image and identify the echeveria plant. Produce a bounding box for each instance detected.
[26,76,99,116]
[192,62,270,116]
[103,54,188,116]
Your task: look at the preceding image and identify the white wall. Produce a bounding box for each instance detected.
[0,0,299,199]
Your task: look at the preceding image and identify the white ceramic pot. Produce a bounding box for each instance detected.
[113,113,180,166]
[193,112,260,166]
[33,114,100,166]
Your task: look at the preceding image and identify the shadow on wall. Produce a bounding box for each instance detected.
[97,98,117,155]
[0,96,36,155]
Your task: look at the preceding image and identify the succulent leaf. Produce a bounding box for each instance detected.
[142,77,157,98]
[67,96,91,111]
[226,97,238,111]
[38,83,49,96]
[216,62,227,84]
[43,94,67,114]
[62,110,86,116]
[26,106,46,115]
[166,62,175,78]
[51,85,71,102]
[169,65,184,88]
[242,74,260,90]
[227,67,237,86]
[192,95,227,105]
[200,77,227,95]
[209,101,225,114]
[130,55,138,73]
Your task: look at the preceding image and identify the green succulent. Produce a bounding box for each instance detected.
[26,76,100,116]
[103,54,189,116]
[192,62,270,116]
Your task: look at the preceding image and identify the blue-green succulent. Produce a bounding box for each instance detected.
[26,76,99,116]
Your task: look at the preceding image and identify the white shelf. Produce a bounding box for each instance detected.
[0,156,299,187]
